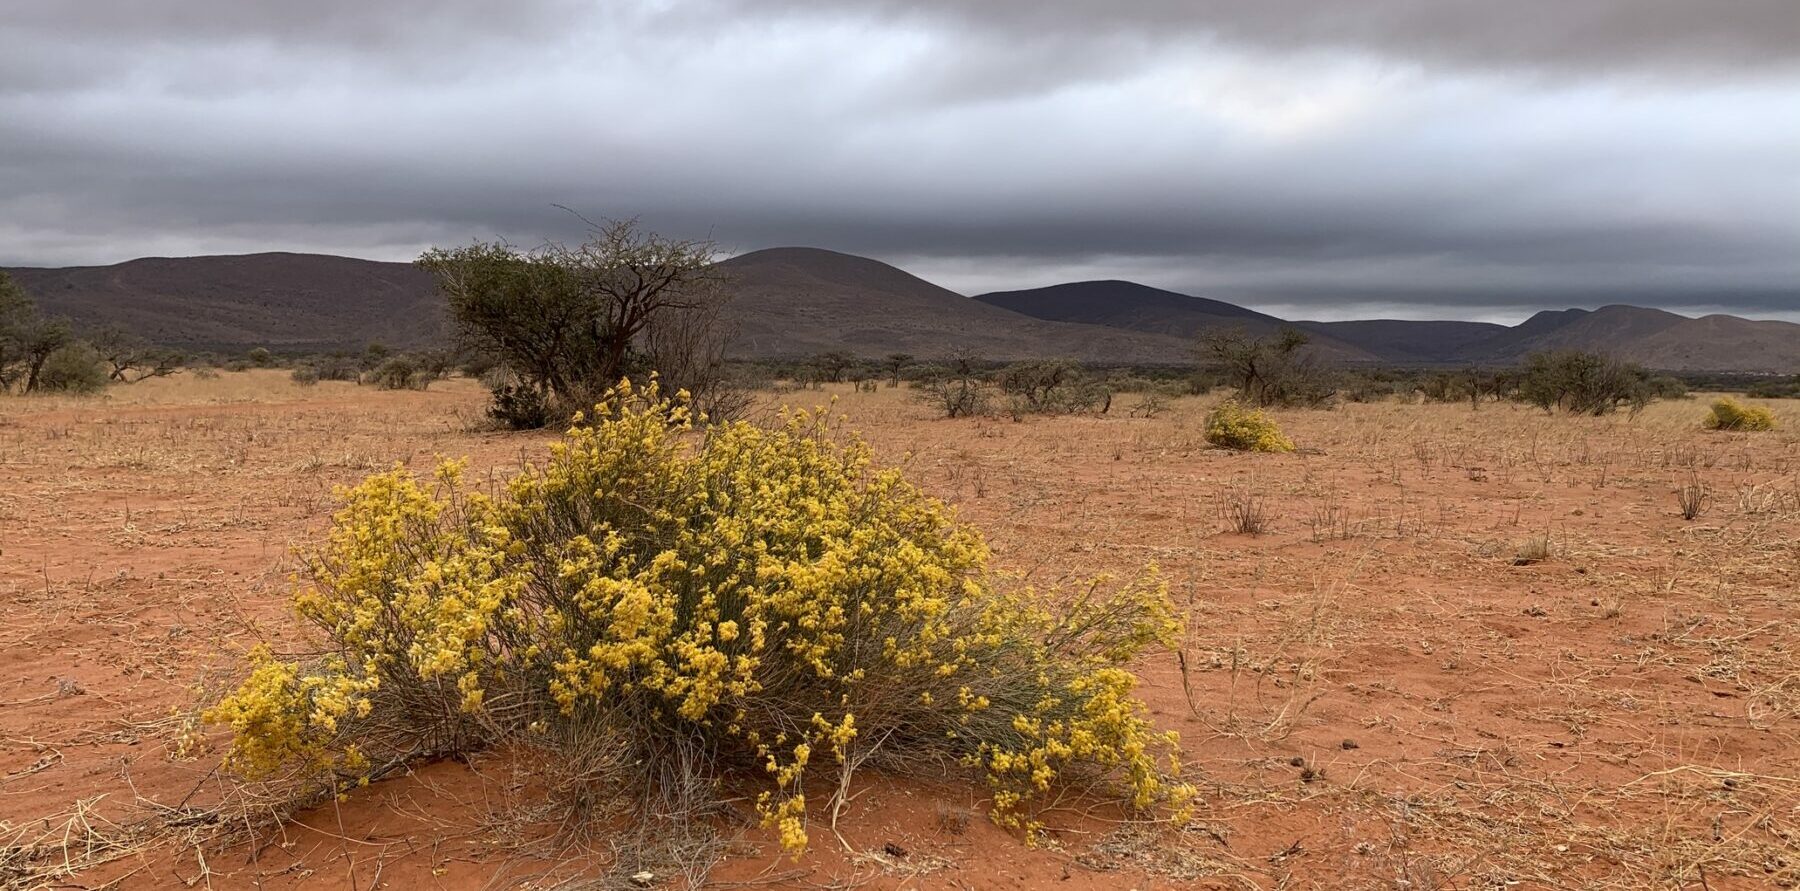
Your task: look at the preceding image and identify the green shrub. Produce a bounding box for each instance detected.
[368,355,430,390]
[1203,400,1294,452]
[1706,397,1778,432]
[35,343,108,394]
[485,378,553,429]
[291,365,321,386]
[1517,351,1654,416]
[208,381,1191,853]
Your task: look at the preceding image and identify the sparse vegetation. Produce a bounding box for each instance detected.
[8,372,1800,889]
[1218,484,1277,534]
[1676,471,1707,520]
[997,360,1111,416]
[1744,377,1800,399]
[915,354,992,418]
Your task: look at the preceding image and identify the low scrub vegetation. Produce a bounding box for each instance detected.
[1705,397,1778,431]
[1744,377,1800,399]
[997,360,1112,417]
[913,354,993,418]
[1203,401,1294,452]
[207,380,1192,858]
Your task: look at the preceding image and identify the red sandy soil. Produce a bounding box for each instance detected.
[2,373,1796,890]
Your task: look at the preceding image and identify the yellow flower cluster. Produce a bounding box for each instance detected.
[1706,397,1778,432]
[203,646,375,778]
[1204,400,1295,452]
[209,378,1192,853]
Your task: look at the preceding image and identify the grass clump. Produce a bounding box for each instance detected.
[206,379,1191,855]
[1203,400,1294,452]
[1705,397,1777,432]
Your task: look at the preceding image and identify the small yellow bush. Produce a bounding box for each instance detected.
[1203,400,1295,452]
[208,379,1191,853]
[1705,397,1777,432]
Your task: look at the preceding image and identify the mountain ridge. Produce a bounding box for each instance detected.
[6,248,1798,372]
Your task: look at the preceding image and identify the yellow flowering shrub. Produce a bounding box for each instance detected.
[1203,400,1294,452]
[1706,397,1777,432]
[209,379,1191,853]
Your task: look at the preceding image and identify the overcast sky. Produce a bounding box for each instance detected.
[3,1,1797,322]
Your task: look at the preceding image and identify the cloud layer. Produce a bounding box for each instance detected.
[3,1,1796,321]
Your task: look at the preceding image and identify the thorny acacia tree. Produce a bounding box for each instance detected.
[1197,326,1336,408]
[91,326,186,382]
[418,219,737,425]
[0,272,73,394]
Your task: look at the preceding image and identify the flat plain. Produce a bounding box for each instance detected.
[2,372,1796,890]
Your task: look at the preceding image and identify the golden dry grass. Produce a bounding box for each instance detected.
[2,372,1796,890]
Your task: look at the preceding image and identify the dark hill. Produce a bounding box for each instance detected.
[1295,319,1508,364]
[8,253,443,351]
[974,281,1380,362]
[714,248,1193,362]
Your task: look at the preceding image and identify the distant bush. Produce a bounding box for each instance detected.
[1645,376,1688,400]
[35,343,109,394]
[914,355,991,418]
[1516,351,1656,416]
[206,382,1192,858]
[1204,400,1294,452]
[1746,379,1800,399]
[998,360,1110,416]
[1197,328,1336,408]
[310,354,362,382]
[246,347,274,368]
[724,361,776,392]
[1414,369,1517,409]
[457,350,500,380]
[1339,373,1409,404]
[368,355,434,391]
[1706,398,1778,432]
[290,365,321,386]
[884,353,914,386]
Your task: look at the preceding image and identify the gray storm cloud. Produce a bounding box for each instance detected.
[1,0,1796,321]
